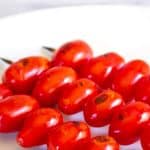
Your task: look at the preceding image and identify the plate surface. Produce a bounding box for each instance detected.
[0,5,150,150]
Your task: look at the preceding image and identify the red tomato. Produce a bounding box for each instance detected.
[140,121,150,150]
[134,75,150,105]
[112,60,150,102]
[0,95,39,132]
[58,78,101,114]
[32,66,77,106]
[47,121,91,150]
[78,136,120,150]
[17,108,63,147]
[0,83,12,100]
[52,40,93,69]
[109,101,150,145]
[79,52,124,88]
[83,89,124,127]
[3,56,51,94]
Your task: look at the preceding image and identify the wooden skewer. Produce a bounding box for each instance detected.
[0,57,13,64]
[42,46,56,52]
[0,46,56,65]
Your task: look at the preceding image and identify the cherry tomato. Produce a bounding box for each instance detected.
[58,78,100,114]
[47,121,91,150]
[17,108,63,147]
[78,136,120,150]
[134,75,150,105]
[112,59,150,102]
[32,66,77,106]
[52,40,93,69]
[79,52,124,88]
[0,83,12,100]
[140,121,150,150]
[0,95,39,132]
[3,56,50,94]
[83,89,124,127]
[109,101,150,145]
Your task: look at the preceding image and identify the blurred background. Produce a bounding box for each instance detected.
[0,0,150,17]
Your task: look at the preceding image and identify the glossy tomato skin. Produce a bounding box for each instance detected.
[58,78,101,114]
[3,56,51,94]
[79,52,124,88]
[17,108,63,147]
[140,121,150,150]
[0,95,39,132]
[112,60,150,102]
[83,89,124,127]
[47,121,91,150]
[32,66,77,106]
[134,76,150,105]
[0,83,12,100]
[109,101,150,145]
[52,40,93,69]
[78,136,120,150]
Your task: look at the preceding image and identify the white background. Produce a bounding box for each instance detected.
[1,0,150,17]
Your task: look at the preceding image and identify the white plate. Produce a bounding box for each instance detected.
[0,5,150,150]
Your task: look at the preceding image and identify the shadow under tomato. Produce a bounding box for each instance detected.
[0,133,46,150]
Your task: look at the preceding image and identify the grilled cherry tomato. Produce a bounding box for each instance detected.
[17,108,63,147]
[47,121,91,150]
[78,136,120,150]
[58,78,100,114]
[0,83,12,100]
[83,89,124,127]
[0,95,39,132]
[134,75,150,105]
[112,59,150,102]
[109,101,150,145]
[140,121,150,150]
[79,52,124,88]
[3,56,50,94]
[32,66,77,106]
[52,40,93,69]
